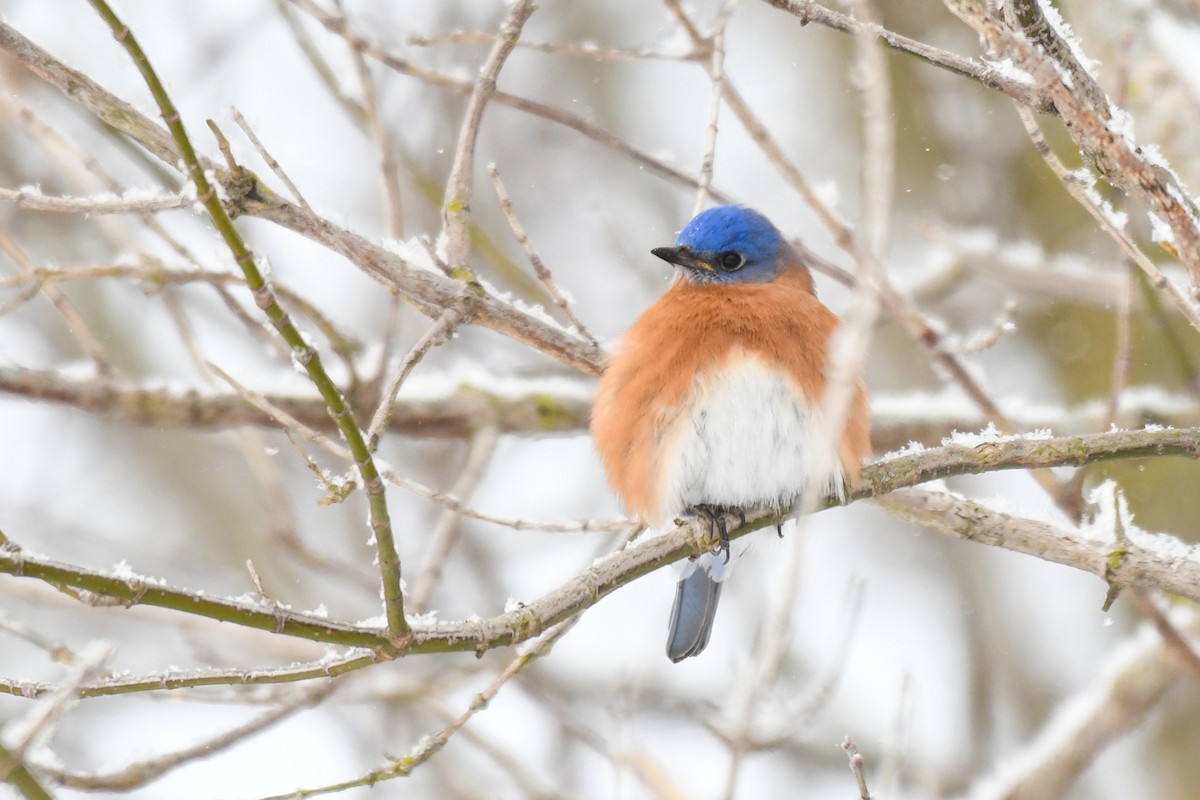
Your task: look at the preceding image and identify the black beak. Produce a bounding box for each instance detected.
[651,246,712,272]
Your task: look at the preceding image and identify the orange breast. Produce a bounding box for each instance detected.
[590,268,870,525]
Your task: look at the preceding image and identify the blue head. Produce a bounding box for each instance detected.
[652,206,789,284]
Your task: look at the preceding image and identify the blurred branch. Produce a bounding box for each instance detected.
[287,0,704,201]
[40,681,336,791]
[207,364,626,533]
[850,0,894,257]
[405,30,695,61]
[337,2,402,236]
[0,740,51,800]
[0,262,362,367]
[4,365,1200,449]
[2,642,110,771]
[958,611,1200,800]
[0,230,113,375]
[914,226,1128,307]
[842,737,874,800]
[3,653,376,700]
[0,186,190,213]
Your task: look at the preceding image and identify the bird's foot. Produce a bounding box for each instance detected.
[693,505,745,564]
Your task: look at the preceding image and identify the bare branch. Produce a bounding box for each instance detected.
[4,364,1200,450]
[0,186,190,213]
[487,163,598,345]
[230,107,313,212]
[763,0,1052,111]
[86,0,408,635]
[40,682,336,791]
[442,0,535,276]
[959,612,1200,800]
[2,428,1199,659]
[842,737,874,800]
[946,0,1200,297]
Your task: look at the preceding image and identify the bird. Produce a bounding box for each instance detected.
[590,205,871,662]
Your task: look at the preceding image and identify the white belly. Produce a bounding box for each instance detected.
[657,355,843,523]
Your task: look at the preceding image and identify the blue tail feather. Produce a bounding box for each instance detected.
[666,567,723,662]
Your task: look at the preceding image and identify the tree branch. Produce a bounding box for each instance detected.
[86,0,408,636]
[2,426,1198,666]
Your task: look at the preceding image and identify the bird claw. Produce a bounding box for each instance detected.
[695,505,743,564]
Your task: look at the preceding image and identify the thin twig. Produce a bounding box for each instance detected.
[252,620,577,798]
[3,642,110,764]
[947,0,1200,295]
[939,301,1018,356]
[366,310,461,449]
[1105,264,1135,429]
[1127,590,1200,680]
[0,739,52,800]
[487,163,598,345]
[1012,102,1200,334]
[211,362,628,533]
[0,228,112,375]
[42,681,337,791]
[333,0,403,236]
[231,106,313,211]
[842,737,873,800]
[4,651,379,700]
[852,0,894,256]
[692,1,739,216]
[0,615,75,665]
[764,0,1052,112]
[0,185,190,213]
[442,0,535,277]
[410,426,501,611]
[407,31,697,62]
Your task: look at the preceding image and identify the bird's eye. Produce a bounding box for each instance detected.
[717,251,745,272]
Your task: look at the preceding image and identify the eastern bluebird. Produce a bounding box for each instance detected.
[590,205,871,662]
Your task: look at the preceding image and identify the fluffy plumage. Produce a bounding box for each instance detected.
[591,205,871,662]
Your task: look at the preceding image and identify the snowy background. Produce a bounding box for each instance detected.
[1,1,1200,798]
